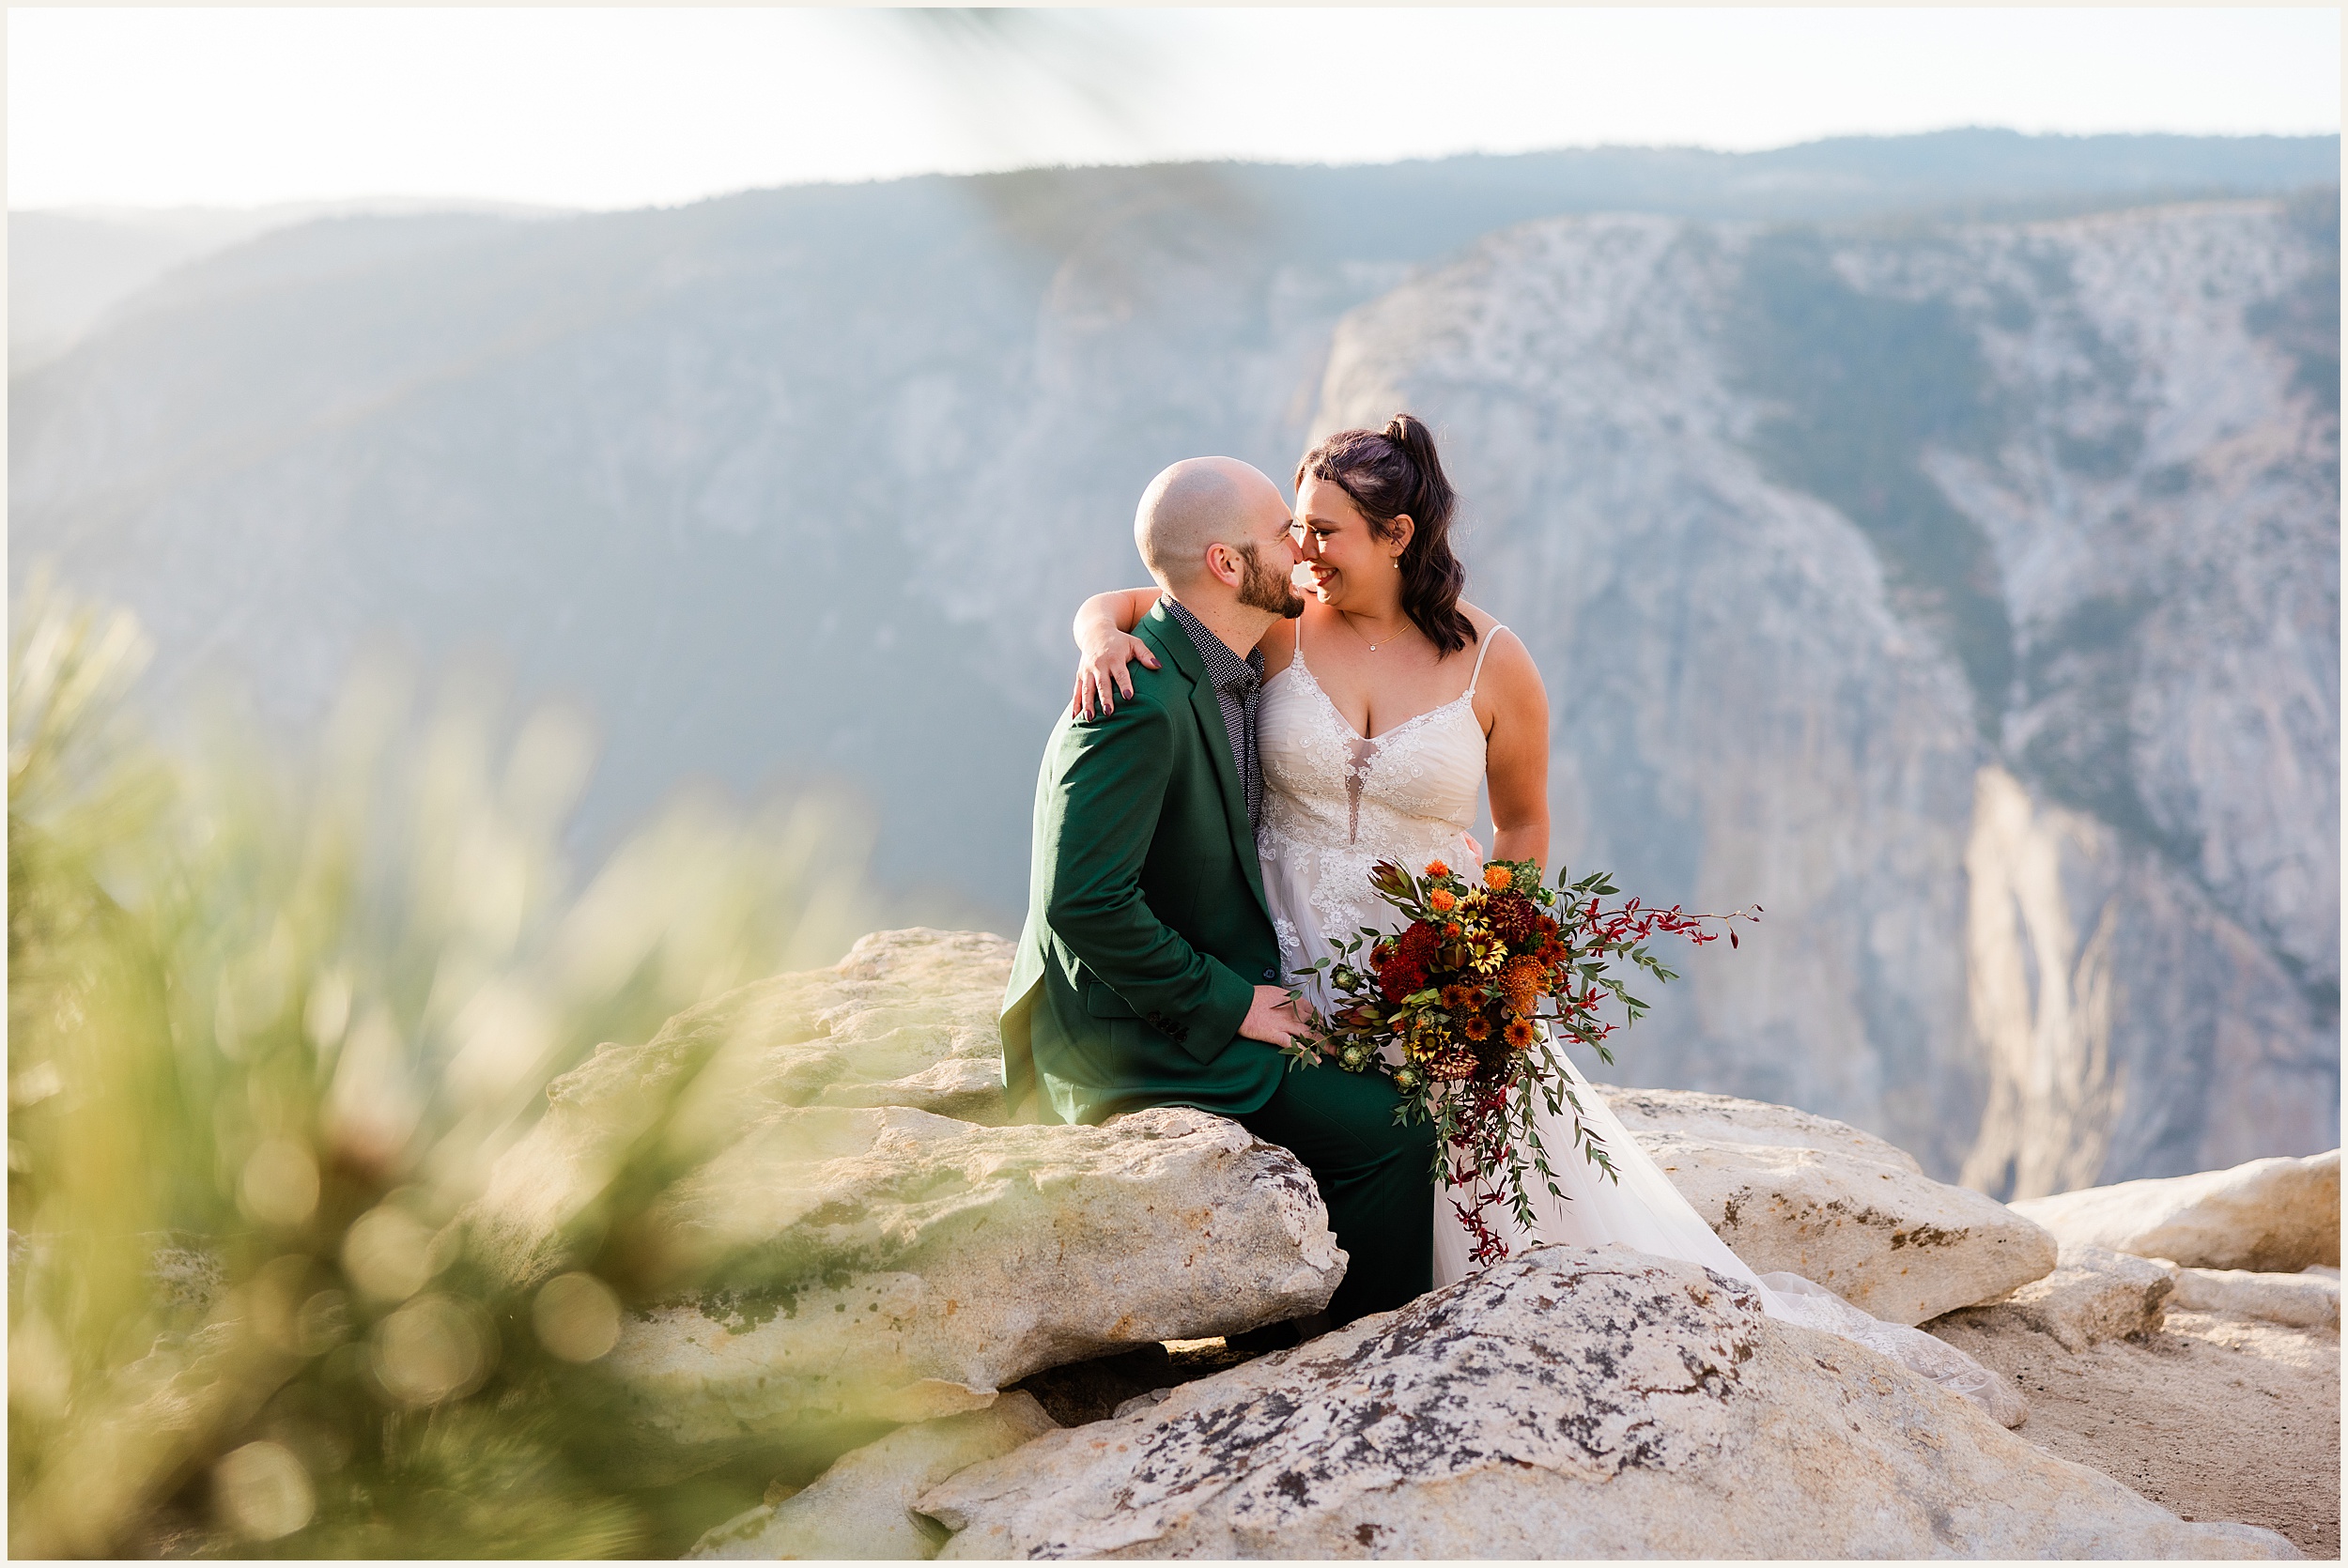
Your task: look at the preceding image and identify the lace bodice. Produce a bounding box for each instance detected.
[1257,624,1504,994]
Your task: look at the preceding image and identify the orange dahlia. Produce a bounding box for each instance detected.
[1428,888,1458,914]
[1484,863,1514,891]
[1424,858,1450,878]
[1440,984,1473,1012]
[1499,955,1547,1016]
[1505,1017,1536,1050]
[1461,1013,1492,1041]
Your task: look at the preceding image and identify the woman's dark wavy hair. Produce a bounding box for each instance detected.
[1294,413,1474,655]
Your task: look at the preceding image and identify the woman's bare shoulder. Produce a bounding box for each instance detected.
[1455,601,1522,664]
[1460,603,1543,699]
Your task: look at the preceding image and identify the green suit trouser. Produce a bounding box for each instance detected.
[1239,1062,1440,1326]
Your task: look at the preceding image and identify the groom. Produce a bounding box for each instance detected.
[1000,456,1436,1326]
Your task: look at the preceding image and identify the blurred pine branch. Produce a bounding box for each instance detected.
[8,573,887,1556]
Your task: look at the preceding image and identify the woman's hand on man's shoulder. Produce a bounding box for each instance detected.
[1074,628,1163,722]
[1072,588,1166,720]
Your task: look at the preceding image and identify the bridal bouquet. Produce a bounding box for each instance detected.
[1286,857,1757,1266]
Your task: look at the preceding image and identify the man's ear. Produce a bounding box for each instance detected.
[1202,541,1245,590]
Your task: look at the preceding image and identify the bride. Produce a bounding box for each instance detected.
[1070,415,2018,1422]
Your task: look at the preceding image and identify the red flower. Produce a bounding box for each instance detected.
[1485,892,1541,945]
[1379,961,1428,1003]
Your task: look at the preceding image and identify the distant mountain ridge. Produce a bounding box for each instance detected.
[12,128,2333,368]
[8,197,566,373]
[10,131,2339,1191]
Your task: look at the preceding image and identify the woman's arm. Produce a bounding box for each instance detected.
[1478,631,1552,869]
[1073,588,1165,719]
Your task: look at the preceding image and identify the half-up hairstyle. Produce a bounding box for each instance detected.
[1294,413,1474,655]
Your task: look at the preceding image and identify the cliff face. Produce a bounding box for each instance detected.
[9,143,2337,1191]
[1306,198,2338,1191]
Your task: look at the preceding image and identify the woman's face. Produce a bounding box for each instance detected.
[1291,476,1409,607]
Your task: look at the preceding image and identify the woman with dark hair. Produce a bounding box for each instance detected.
[1063,417,2017,1421]
[1074,411,1552,919]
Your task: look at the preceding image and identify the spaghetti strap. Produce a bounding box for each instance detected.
[1465,625,1508,697]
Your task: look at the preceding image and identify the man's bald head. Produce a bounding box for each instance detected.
[1135,457,1288,592]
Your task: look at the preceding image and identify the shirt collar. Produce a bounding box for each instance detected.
[1163,596,1264,690]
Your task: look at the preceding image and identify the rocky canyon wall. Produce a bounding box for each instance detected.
[1305,198,2337,1191]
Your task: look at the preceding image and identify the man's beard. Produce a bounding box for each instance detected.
[1235,544,1306,619]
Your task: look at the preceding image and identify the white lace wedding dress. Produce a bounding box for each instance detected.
[1256,620,2019,1423]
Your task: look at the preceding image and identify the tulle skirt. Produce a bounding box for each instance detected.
[1431,1027,2025,1426]
[1430,1038,1780,1295]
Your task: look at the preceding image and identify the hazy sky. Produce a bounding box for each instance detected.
[10,7,2340,212]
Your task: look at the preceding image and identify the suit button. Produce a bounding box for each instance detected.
[1261,968,1277,981]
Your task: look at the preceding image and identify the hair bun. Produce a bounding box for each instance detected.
[1293,412,1472,656]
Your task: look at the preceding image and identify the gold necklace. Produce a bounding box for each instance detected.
[1350,610,1408,653]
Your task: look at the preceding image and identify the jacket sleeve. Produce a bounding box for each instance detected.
[1038,693,1257,1063]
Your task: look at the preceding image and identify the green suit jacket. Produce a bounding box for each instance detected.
[1000,600,1288,1126]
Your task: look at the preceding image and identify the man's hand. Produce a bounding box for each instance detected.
[1238,984,1311,1046]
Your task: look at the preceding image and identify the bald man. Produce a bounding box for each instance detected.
[999,457,1438,1328]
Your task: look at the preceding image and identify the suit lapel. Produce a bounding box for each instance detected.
[1141,607,1272,919]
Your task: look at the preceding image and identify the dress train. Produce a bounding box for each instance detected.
[1431,1040,2026,1426]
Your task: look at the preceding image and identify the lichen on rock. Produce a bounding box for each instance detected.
[919,1244,2297,1560]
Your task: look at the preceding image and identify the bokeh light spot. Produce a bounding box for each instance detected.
[533,1271,622,1362]
[342,1204,434,1302]
[212,1440,315,1541]
[371,1293,492,1406]
[239,1139,319,1227]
